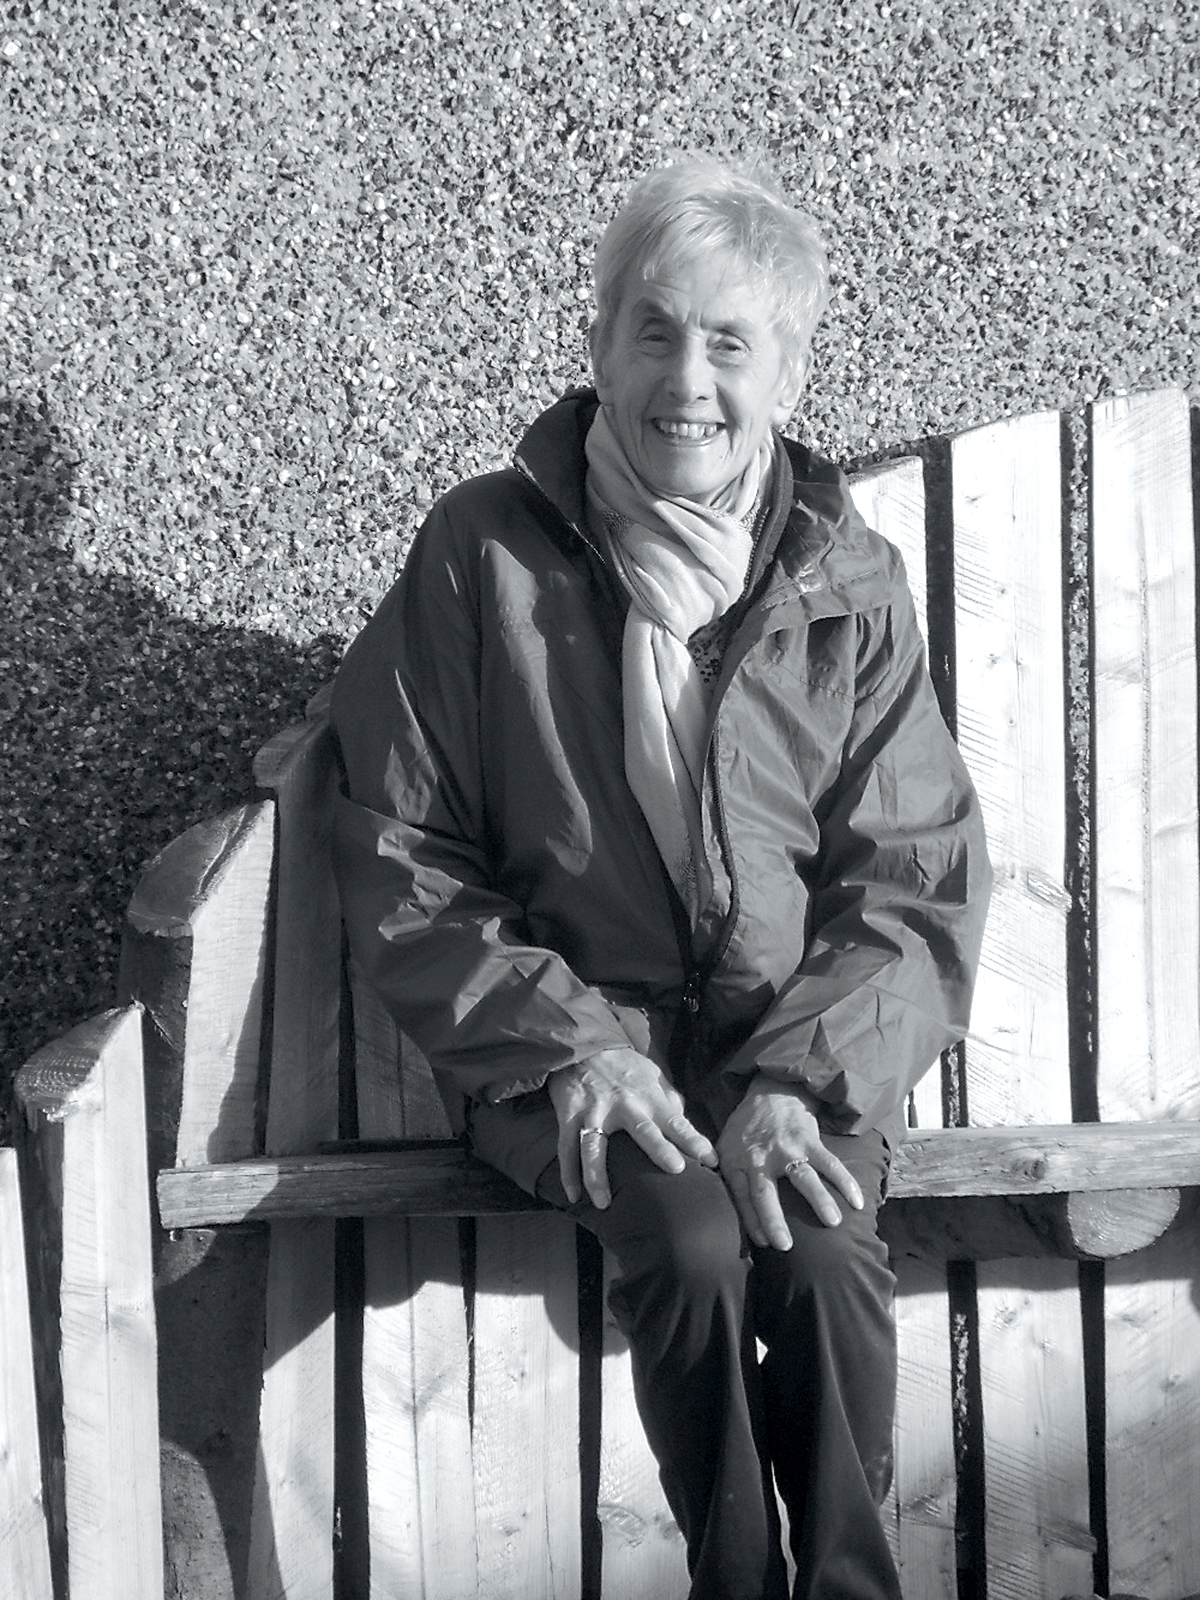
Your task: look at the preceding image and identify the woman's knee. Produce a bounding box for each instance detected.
[601,1143,747,1296]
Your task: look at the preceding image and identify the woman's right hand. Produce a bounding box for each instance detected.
[547,1049,718,1208]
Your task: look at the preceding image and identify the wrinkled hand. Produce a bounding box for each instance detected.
[547,1049,718,1209]
[717,1076,863,1249]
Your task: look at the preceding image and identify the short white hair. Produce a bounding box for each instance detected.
[592,155,830,376]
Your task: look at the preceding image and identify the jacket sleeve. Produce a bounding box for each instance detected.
[329,500,641,1121]
[722,577,992,1134]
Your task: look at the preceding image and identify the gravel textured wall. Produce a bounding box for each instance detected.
[2,0,1197,1123]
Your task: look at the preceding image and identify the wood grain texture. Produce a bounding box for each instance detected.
[472,1214,581,1600]
[953,411,1092,1597]
[974,1259,1094,1599]
[349,953,453,1141]
[249,716,342,1600]
[122,800,274,1170]
[1092,389,1200,1121]
[952,410,1071,1126]
[1105,1219,1200,1598]
[120,801,275,1594]
[353,934,477,1597]
[0,1146,54,1600]
[1093,390,1200,1599]
[849,454,941,1134]
[597,1250,688,1600]
[889,1256,957,1600]
[15,1007,163,1600]
[882,1188,1185,1262]
[155,1123,1200,1226]
[851,454,954,1593]
[361,1218,477,1600]
[849,455,929,638]
[247,1217,337,1600]
[1060,1186,1182,1260]
[253,717,342,1156]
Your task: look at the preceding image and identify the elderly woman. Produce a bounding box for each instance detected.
[331,157,990,1600]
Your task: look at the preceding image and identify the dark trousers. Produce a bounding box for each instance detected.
[535,1129,901,1600]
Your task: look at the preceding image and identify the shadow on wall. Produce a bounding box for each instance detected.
[0,394,342,1137]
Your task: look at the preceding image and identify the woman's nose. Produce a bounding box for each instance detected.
[665,339,713,402]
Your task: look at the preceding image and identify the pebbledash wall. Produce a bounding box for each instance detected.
[1,0,1197,1122]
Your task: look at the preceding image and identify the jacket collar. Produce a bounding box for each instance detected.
[513,389,902,619]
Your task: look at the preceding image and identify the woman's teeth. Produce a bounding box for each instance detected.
[654,420,721,440]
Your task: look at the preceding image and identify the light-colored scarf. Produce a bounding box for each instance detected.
[584,407,772,920]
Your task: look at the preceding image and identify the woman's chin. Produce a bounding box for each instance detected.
[639,447,733,505]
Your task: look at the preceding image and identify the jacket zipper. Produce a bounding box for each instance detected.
[676,712,745,1077]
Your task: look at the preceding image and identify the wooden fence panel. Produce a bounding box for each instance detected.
[120,800,275,1598]
[889,1258,957,1600]
[352,970,478,1598]
[953,413,1092,1599]
[0,1145,54,1600]
[849,455,939,1136]
[598,1252,689,1599]
[1093,389,1200,1599]
[473,1214,581,1600]
[953,411,1072,1128]
[16,391,1196,1600]
[851,456,957,1594]
[249,719,342,1600]
[122,801,275,1173]
[15,1007,162,1600]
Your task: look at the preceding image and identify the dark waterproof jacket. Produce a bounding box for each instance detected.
[330,392,992,1185]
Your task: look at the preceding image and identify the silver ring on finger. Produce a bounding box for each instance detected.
[785,1158,811,1179]
[580,1127,606,1142]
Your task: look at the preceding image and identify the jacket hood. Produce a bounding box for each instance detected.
[513,388,905,622]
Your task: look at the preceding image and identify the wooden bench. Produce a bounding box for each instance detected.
[7,388,1200,1600]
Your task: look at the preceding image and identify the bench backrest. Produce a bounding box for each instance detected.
[9,389,1200,1600]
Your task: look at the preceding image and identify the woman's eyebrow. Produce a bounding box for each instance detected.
[631,296,755,339]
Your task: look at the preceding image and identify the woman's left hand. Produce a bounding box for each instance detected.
[716,1075,864,1250]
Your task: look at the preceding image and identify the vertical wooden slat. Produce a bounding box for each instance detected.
[953,413,1072,1126]
[1093,389,1200,1119]
[352,961,478,1598]
[852,456,957,1591]
[122,801,275,1172]
[352,956,453,1141]
[15,1007,163,1600]
[0,1146,54,1600]
[120,801,276,1597]
[889,1256,956,1600]
[850,454,930,638]
[850,455,940,1137]
[597,1251,688,1599]
[360,1216,477,1600]
[1103,1220,1200,1597]
[1092,388,1200,1597]
[473,1214,581,1600]
[953,413,1093,1598]
[249,719,342,1600]
[973,1261,1092,1598]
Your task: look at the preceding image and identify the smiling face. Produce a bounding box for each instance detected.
[590,252,806,507]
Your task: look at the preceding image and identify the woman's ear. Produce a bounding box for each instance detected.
[771,349,810,426]
[589,318,611,404]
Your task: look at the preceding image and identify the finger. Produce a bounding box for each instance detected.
[625,1116,687,1176]
[806,1148,864,1213]
[823,1154,864,1211]
[579,1127,611,1210]
[784,1158,843,1229]
[662,1112,719,1168]
[748,1170,794,1251]
[723,1167,770,1249]
[557,1119,584,1206]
